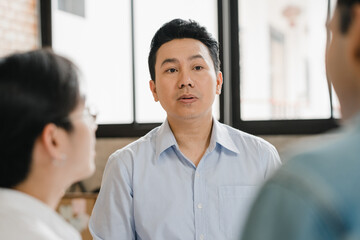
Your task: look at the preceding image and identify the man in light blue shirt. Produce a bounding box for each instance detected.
[241,1,360,239]
[89,19,281,240]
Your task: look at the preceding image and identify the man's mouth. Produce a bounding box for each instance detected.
[178,94,198,103]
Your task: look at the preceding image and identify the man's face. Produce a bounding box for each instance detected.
[149,38,223,122]
[326,6,359,118]
[326,8,347,100]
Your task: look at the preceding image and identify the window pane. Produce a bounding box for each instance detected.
[239,0,331,120]
[52,0,133,124]
[134,0,218,123]
[58,0,85,17]
[329,0,341,119]
[331,86,341,118]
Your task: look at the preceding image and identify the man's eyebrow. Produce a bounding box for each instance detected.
[160,55,205,67]
[189,54,204,61]
[160,58,179,67]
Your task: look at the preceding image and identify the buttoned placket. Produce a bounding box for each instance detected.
[194,158,207,240]
[173,143,210,240]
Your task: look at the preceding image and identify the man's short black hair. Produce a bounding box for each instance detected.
[337,0,360,33]
[148,18,220,81]
[0,49,81,188]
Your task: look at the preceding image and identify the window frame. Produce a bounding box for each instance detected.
[39,0,339,138]
[223,0,339,135]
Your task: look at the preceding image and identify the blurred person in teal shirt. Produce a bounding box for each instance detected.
[242,0,360,239]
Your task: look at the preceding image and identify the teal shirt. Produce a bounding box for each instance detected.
[242,116,360,240]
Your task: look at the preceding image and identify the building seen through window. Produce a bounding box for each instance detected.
[238,0,340,120]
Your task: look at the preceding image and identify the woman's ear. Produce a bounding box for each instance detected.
[41,123,67,162]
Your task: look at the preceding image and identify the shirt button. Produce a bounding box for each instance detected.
[200,234,205,240]
[196,173,200,177]
[197,203,203,209]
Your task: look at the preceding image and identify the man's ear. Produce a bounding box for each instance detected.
[216,71,223,95]
[149,80,159,102]
[347,5,360,76]
[41,123,65,162]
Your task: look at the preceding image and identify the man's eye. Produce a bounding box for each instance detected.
[166,68,177,73]
[194,66,203,71]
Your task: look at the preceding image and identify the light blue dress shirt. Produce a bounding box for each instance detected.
[89,119,281,240]
[242,115,360,240]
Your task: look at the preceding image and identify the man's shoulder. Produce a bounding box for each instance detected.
[0,207,66,240]
[108,126,161,162]
[218,122,276,150]
[286,129,358,166]
[278,130,360,190]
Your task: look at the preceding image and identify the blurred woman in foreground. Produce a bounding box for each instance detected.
[0,49,97,239]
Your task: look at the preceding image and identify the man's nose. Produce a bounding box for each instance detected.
[178,71,194,88]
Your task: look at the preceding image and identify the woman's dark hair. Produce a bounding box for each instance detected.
[337,0,360,33]
[0,49,81,188]
[148,18,220,81]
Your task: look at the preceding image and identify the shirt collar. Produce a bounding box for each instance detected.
[155,119,178,160]
[210,119,240,154]
[155,118,240,160]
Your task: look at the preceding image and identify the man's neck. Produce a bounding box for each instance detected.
[168,115,213,166]
[340,91,360,122]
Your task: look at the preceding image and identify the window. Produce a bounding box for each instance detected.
[39,0,339,137]
[58,0,85,17]
[44,0,218,136]
[52,0,133,124]
[239,0,330,120]
[227,0,338,134]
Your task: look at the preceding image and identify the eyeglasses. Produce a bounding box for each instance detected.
[57,105,98,126]
[76,106,98,124]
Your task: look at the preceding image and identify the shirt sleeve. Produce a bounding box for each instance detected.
[261,142,282,180]
[89,150,136,239]
[241,170,340,240]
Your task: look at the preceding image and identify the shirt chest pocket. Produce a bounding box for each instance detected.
[218,186,259,240]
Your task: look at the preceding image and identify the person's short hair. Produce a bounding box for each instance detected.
[148,18,220,81]
[0,49,81,188]
[337,0,360,33]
